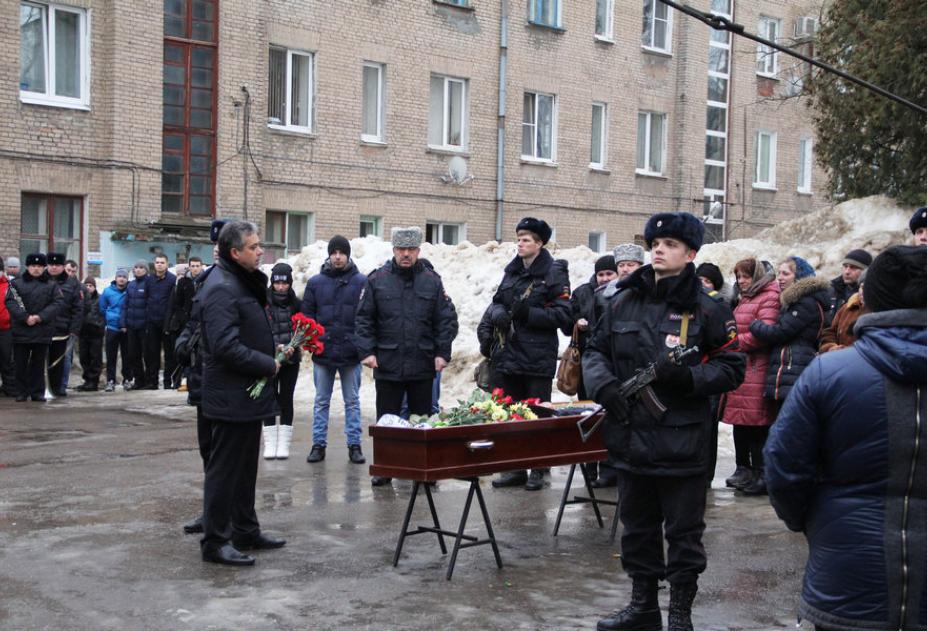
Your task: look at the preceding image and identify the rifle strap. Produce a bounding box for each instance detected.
[680,312,691,347]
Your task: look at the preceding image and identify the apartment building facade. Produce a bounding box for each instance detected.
[2,0,826,275]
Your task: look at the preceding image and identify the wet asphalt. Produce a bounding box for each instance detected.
[0,388,809,630]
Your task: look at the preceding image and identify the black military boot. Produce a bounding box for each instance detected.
[597,578,662,631]
[739,469,767,496]
[724,465,752,489]
[667,582,697,631]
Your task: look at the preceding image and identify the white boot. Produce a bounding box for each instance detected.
[263,425,278,460]
[277,425,293,459]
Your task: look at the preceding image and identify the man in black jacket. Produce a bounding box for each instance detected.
[828,248,870,317]
[166,257,201,389]
[355,226,458,487]
[45,252,83,397]
[196,220,285,566]
[76,277,105,391]
[487,217,572,491]
[144,253,176,389]
[583,212,745,631]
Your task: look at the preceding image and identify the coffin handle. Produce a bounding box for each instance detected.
[466,440,495,451]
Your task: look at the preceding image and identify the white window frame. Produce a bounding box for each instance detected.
[522,91,557,163]
[268,48,314,134]
[361,61,385,143]
[595,0,614,41]
[797,137,813,194]
[428,74,468,151]
[641,0,673,54]
[756,16,781,78]
[19,2,91,110]
[528,0,562,28]
[636,111,667,176]
[590,102,608,169]
[753,130,778,189]
[359,214,382,237]
[266,210,315,255]
[426,221,466,246]
[588,231,607,253]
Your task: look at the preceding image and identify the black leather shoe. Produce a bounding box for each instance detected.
[53,390,68,397]
[371,476,392,486]
[183,515,204,534]
[232,533,286,550]
[524,469,545,491]
[348,444,366,464]
[306,444,326,463]
[492,470,528,488]
[725,466,753,489]
[591,475,619,489]
[202,543,255,566]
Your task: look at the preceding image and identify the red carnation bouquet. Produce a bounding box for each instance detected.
[248,313,325,399]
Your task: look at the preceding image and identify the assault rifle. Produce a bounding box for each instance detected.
[577,345,700,443]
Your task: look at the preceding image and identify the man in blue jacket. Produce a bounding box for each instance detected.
[120,260,149,390]
[301,235,367,465]
[765,245,927,631]
[100,269,129,391]
[144,253,176,389]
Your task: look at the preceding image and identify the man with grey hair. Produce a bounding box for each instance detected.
[355,226,458,486]
[195,220,286,565]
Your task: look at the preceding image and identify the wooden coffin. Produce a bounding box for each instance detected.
[369,411,607,481]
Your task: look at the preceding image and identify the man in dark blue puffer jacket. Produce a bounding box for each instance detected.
[119,260,149,390]
[766,245,927,631]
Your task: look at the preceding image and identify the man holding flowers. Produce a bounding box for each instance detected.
[196,220,286,566]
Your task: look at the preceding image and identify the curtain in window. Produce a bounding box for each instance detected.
[19,4,46,93]
[54,10,80,97]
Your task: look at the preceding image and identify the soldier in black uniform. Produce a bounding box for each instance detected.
[354,226,458,487]
[583,212,745,631]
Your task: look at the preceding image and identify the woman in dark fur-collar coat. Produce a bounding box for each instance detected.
[749,258,830,406]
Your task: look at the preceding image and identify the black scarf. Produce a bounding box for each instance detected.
[218,255,269,307]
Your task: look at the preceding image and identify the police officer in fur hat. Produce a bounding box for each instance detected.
[583,212,745,631]
[911,206,927,246]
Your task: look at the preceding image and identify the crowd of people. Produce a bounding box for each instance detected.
[1,206,925,630]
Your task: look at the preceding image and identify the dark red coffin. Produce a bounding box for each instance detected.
[369,412,606,481]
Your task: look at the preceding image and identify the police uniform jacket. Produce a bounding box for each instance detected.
[354,259,458,382]
[582,263,745,477]
[5,272,65,345]
[487,249,572,378]
[196,257,278,422]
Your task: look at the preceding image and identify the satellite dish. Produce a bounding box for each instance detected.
[442,155,474,185]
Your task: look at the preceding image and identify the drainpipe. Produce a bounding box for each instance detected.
[495,0,509,241]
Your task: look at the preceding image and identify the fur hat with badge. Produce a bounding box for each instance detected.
[391,226,423,248]
[47,252,66,266]
[25,253,47,267]
[644,212,705,251]
[515,217,553,245]
[210,218,230,243]
[909,207,927,234]
[270,262,293,286]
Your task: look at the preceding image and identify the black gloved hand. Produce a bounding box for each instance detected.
[491,309,511,329]
[511,300,530,323]
[598,382,629,424]
[655,351,694,390]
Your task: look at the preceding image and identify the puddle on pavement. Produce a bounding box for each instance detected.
[8,429,93,444]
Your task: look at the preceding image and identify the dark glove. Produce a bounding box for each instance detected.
[597,382,629,424]
[491,310,511,329]
[655,352,694,390]
[511,300,530,323]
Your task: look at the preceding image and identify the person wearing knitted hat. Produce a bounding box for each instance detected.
[911,206,927,246]
[5,253,65,402]
[487,217,572,492]
[5,256,21,280]
[119,259,151,391]
[765,245,927,631]
[829,248,871,316]
[301,235,368,466]
[99,268,130,392]
[584,212,745,631]
[355,227,458,486]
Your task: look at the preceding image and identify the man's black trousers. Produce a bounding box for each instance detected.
[615,470,707,585]
[125,328,145,383]
[144,325,177,388]
[104,329,129,383]
[201,418,262,548]
[0,329,17,395]
[79,333,103,386]
[46,338,69,394]
[196,405,211,470]
[375,378,432,418]
[13,343,47,399]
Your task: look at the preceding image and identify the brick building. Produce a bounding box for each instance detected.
[2,0,826,276]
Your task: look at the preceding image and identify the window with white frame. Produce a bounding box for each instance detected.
[641,0,672,53]
[588,231,606,253]
[426,222,464,246]
[528,0,561,28]
[636,111,666,175]
[359,215,382,237]
[756,17,781,77]
[265,210,314,259]
[361,62,385,143]
[428,75,467,150]
[522,91,556,161]
[797,137,813,193]
[267,47,314,132]
[754,131,777,188]
[19,2,90,108]
[595,0,614,40]
[590,102,608,168]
